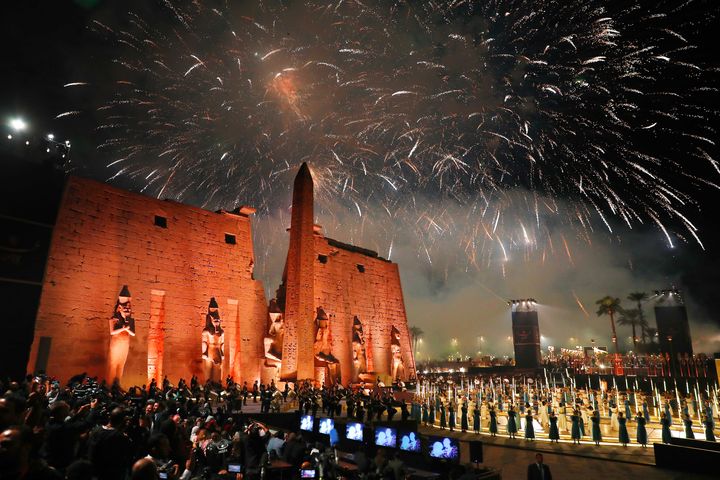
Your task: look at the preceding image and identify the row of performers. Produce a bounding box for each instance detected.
[416,389,717,426]
[416,399,717,444]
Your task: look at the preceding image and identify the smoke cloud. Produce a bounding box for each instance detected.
[252,192,720,360]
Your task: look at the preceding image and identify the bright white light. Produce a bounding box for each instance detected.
[9,117,27,132]
[47,133,54,140]
[25,140,29,145]
[7,134,11,140]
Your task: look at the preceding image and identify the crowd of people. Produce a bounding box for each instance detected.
[427,353,716,378]
[0,374,326,480]
[545,352,716,378]
[4,368,718,480]
[0,374,491,480]
[0,374,283,480]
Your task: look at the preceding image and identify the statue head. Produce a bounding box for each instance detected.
[391,326,401,346]
[268,299,284,336]
[352,316,364,344]
[204,311,223,334]
[316,307,329,329]
[115,285,132,318]
[204,298,223,334]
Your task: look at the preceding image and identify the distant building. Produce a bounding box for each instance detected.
[510,299,541,369]
[654,288,693,360]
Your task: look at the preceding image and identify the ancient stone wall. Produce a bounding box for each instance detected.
[312,236,416,383]
[27,176,268,387]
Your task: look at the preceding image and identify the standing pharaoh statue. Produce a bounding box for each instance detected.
[202,297,225,383]
[390,325,405,381]
[351,316,368,381]
[107,285,136,384]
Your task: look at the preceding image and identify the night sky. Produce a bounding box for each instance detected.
[3,0,720,358]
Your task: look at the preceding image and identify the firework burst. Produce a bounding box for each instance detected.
[64,0,719,272]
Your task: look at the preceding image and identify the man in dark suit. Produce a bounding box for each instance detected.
[527,453,552,480]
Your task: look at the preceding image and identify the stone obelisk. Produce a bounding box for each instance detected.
[280,163,316,381]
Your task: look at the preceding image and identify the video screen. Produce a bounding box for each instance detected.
[227,464,242,473]
[300,469,316,478]
[399,431,421,452]
[318,417,335,435]
[427,436,459,460]
[374,427,397,448]
[300,415,314,432]
[346,422,364,441]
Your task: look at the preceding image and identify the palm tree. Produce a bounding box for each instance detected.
[617,308,641,350]
[627,292,649,343]
[409,326,424,354]
[596,296,623,354]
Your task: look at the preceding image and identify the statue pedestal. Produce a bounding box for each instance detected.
[377,373,393,385]
[261,364,279,385]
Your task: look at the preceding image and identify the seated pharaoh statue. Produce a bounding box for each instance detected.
[264,299,284,364]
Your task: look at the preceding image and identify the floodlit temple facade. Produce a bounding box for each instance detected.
[27,164,415,387]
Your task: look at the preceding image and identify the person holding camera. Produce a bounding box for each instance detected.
[186,427,210,478]
[42,399,99,473]
[242,421,269,480]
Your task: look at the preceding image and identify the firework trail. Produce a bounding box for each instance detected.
[572,290,591,318]
[66,0,719,273]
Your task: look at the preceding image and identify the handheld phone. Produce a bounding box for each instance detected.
[158,473,168,480]
[228,464,242,473]
[301,469,316,478]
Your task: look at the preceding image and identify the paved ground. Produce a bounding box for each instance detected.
[480,443,714,480]
[416,425,716,479]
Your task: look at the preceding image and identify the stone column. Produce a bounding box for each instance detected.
[226,298,240,380]
[147,289,165,384]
